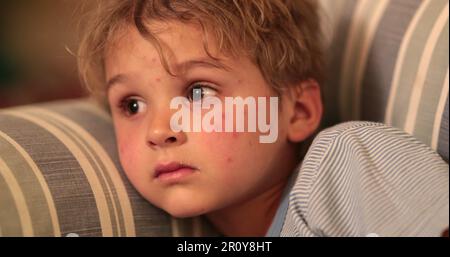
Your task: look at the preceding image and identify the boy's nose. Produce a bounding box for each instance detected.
[147,130,186,148]
[146,110,187,149]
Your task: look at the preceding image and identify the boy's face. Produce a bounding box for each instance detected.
[105,21,299,217]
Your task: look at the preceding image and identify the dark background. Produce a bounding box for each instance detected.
[0,0,89,108]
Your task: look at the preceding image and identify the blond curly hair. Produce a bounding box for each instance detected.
[77,0,324,107]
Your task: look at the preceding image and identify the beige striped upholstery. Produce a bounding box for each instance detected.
[320,0,449,162]
[0,98,218,237]
[0,0,448,237]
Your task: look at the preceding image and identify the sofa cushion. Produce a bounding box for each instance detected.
[320,0,449,162]
[0,98,218,236]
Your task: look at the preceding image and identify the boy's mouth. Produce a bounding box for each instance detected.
[154,162,198,180]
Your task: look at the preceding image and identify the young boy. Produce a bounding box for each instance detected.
[77,0,448,236]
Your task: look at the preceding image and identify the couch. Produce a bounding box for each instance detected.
[0,0,448,236]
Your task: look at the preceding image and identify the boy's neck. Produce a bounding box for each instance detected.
[206,179,289,237]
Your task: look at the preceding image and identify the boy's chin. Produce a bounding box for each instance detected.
[163,204,209,218]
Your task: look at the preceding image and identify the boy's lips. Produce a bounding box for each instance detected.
[154,162,198,179]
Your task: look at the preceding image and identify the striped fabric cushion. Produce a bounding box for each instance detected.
[320,0,449,162]
[0,98,218,237]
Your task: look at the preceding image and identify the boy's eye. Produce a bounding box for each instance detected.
[188,84,217,102]
[119,97,147,116]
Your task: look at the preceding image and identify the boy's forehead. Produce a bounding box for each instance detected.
[107,21,218,59]
[104,22,240,80]
[107,23,222,62]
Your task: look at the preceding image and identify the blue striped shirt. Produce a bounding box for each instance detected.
[267,121,449,237]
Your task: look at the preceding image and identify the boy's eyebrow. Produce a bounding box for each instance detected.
[106,74,129,90]
[106,57,230,90]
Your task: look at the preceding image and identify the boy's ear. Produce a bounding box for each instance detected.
[285,79,323,143]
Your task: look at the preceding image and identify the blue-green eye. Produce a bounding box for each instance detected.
[188,84,217,102]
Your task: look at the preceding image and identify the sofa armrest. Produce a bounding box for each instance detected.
[0,98,217,237]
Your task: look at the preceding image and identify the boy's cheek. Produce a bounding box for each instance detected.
[192,131,258,167]
[117,137,141,175]
[118,142,132,170]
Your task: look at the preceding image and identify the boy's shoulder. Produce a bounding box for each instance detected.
[312,121,424,150]
[280,121,449,236]
[304,121,440,170]
[296,121,437,185]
